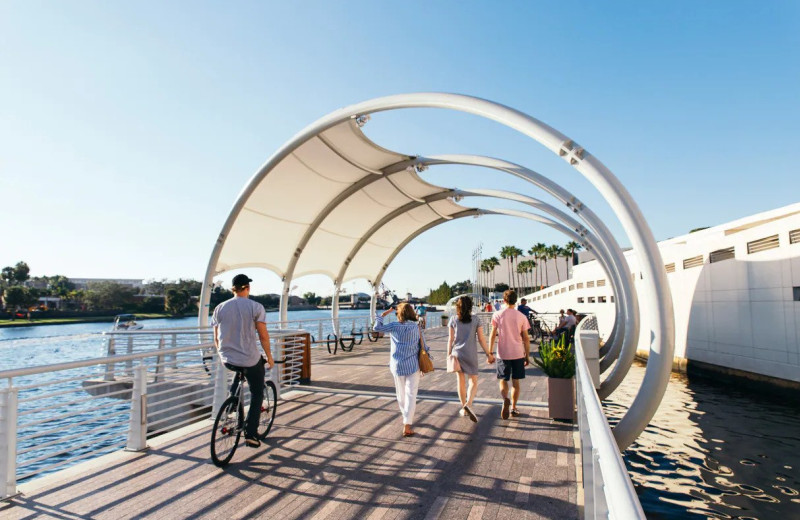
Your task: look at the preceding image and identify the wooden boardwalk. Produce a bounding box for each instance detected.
[2,327,579,520]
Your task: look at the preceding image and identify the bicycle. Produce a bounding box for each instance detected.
[528,315,554,344]
[210,357,285,467]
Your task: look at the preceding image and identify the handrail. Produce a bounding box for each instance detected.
[0,344,209,381]
[574,319,644,519]
[0,329,302,381]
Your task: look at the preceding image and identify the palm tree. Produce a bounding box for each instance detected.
[548,244,564,283]
[516,261,528,293]
[510,246,523,289]
[480,260,491,297]
[530,243,546,290]
[487,256,500,293]
[564,241,583,277]
[500,246,515,288]
[517,259,535,292]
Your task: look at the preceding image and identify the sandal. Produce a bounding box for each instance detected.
[402,430,415,437]
[510,408,521,417]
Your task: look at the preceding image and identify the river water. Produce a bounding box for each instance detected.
[2,315,797,518]
[605,363,800,519]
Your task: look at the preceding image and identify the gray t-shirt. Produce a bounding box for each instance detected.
[211,296,267,367]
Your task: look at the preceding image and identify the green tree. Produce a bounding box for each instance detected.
[530,243,547,290]
[494,282,509,293]
[564,240,583,276]
[3,286,36,311]
[84,282,137,311]
[13,262,30,284]
[1,266,15,286]
[303,292,320,306]
[499,246,514,288]
[170,279,202,296]
[165,288,192,315]
[47,275,74,297]
[547,245,562,283]
[428,281,452,305]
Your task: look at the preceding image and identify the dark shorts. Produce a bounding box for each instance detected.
[496,358,526,380]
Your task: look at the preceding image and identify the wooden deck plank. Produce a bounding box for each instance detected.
[1,328,577,520]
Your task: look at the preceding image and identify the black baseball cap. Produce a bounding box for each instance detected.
[232,274,253,288]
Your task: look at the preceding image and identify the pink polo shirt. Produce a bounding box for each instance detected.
[491,306,528,360]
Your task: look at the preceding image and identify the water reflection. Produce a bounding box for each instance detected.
[604,363,800,519]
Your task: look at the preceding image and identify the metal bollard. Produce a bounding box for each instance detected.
[0,386,19,499]
[126,363,148,451]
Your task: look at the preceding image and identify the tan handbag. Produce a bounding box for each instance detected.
[418,329,434,374]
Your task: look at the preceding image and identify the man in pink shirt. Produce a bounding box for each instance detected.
[489,290,531,419]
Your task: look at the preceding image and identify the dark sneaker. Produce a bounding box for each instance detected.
[463,405,478,423]
[244,434,261,448]
[510,408,521,417]
[501,398,510,420]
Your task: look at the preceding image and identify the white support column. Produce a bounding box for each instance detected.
[369,285,378,324]
[279,277,291,326]
[126,363,148,451]
[0,386,18,499]
[331,284,341,337]
[211,355,228,417]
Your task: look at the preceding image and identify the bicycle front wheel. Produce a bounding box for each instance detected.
[211,396,243,467]
[258,381,278,439]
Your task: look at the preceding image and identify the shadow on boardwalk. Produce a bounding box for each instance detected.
[2,331,577,520]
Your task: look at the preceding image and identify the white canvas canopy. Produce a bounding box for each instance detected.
[214,118,470,285]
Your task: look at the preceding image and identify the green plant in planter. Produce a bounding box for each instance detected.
[532,334,575,378]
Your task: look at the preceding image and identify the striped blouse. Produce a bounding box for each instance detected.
[374,315,430,376]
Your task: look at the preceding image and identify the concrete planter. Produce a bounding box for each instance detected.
[547,377,575,420]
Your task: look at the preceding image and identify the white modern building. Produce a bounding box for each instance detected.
[525,202,800,387]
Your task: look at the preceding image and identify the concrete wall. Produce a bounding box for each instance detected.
[523,203,800,384]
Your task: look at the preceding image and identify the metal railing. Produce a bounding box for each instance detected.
[574,318,645,519]
[0,329,308,499]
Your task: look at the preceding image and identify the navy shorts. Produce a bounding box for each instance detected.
[496,358,526,380]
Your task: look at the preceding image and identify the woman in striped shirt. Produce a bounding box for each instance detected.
[374,302,430,437]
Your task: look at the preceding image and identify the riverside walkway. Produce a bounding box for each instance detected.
[2,328,578,520]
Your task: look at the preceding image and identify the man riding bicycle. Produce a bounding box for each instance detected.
[212,273,275,448]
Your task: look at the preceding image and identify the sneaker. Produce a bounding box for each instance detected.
[463,405,478,423]
[244,434,261,448]
[510,408,521,417]
[458,408,467,417]
[501,397,510,420]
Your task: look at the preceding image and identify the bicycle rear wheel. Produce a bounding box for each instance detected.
[258,381,278,439]
[211,396,243,467]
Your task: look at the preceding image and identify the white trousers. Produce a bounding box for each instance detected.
[392,371,421,425]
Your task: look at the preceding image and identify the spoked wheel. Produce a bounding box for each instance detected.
[257,381,278,439]
[211,396,243,467]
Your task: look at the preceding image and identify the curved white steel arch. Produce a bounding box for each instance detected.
[200,92,674,449]
[418,154,638,372]
[332,184,632,390]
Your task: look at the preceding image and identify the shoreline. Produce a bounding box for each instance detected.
[0,306,345,329]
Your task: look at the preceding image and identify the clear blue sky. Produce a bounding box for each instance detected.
[2,1,798,298]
